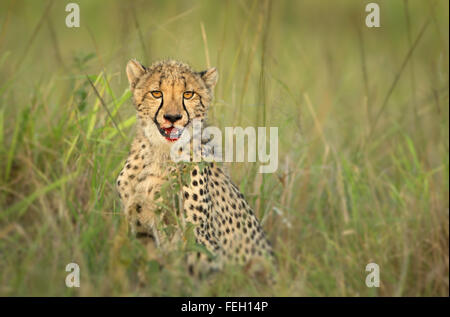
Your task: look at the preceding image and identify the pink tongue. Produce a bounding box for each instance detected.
[163,127,178,141]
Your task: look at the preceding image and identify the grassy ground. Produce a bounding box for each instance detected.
[0,0,448,296]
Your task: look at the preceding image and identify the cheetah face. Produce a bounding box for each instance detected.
[126,60,218,144]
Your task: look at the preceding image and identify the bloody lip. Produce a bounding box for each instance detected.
[160,126,182,142]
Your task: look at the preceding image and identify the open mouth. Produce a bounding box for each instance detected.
[159,126,183,142]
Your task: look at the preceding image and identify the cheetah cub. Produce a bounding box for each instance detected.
[117,59,274,278]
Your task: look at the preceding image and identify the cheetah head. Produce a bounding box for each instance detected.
[126,59,218,146]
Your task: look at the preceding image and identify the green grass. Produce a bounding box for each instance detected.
[0,0,448,296]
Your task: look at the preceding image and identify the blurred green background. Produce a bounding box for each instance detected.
[0,0,448,296]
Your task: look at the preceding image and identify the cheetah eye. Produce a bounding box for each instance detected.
[183,91,194,99]
[151,91,162,98]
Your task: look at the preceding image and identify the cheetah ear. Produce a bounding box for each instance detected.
[200,67,218,90]
[126,59,147,89]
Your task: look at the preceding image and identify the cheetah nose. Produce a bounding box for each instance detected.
[163,113,182,124]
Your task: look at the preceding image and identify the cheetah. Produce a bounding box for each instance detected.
[116,59,275,278]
